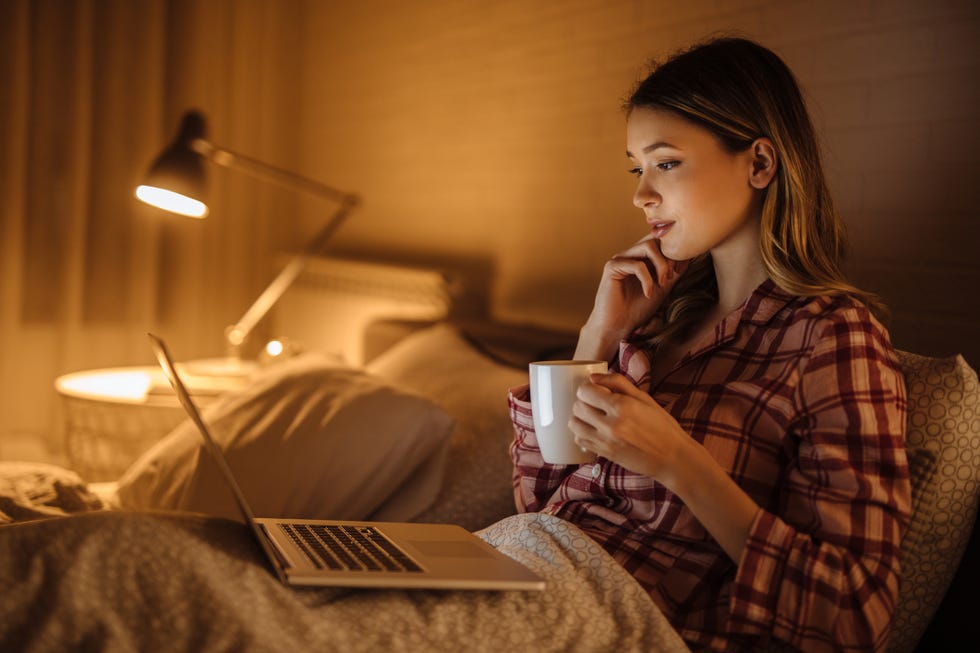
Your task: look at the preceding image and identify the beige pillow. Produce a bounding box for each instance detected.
[888,352,980,653]
[115,353,455,523]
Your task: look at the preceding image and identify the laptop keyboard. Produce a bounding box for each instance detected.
[279,524,422,573]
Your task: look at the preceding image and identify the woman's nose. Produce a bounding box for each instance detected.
[633,178,661,210]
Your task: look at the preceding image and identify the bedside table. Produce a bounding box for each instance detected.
[55,363,253,482]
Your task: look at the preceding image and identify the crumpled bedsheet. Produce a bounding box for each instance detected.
[0,498,690,652]
[0,461,104,524]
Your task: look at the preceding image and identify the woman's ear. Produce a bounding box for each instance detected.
[749,138,778,189]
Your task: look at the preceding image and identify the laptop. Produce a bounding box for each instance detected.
[148,333,544,591]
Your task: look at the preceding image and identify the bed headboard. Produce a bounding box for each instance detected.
[269,256,456,366]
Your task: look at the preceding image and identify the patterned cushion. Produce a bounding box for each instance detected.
[888,352,980,652]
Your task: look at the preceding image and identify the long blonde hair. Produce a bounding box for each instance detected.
[626,37,882,345]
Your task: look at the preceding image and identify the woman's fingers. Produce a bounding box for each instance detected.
[616,236,678,288]
[578,372,650,406]
[572,373,662,448]
[603,257,655,298]
[569,402,615,456]
[569,387,643,463]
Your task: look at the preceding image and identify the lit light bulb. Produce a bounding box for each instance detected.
[136,185,208,218]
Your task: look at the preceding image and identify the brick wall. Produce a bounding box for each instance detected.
[298,0,979,367]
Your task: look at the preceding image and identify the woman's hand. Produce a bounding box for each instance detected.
[574,236,688,361]
[570,371,761,563]
[569,372,692,487]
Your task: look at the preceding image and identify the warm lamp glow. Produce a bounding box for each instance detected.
[265,339,285,357]
[135,185,208,218]
[58,369,153,401]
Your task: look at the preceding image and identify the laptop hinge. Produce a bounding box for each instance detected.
[256,522,291,584]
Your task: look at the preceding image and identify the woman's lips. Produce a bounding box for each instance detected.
[650,221,674,239]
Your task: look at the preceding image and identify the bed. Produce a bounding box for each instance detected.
[1,258,978,652]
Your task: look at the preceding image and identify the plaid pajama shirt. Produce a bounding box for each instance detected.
[509,279,911,652]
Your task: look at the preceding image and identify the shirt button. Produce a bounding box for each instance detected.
[591,463,601,479]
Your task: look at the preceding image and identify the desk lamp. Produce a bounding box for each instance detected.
[136,110,359,366]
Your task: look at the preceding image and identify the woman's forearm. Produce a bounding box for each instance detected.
[669,439,760,563]
[574,322,623,362]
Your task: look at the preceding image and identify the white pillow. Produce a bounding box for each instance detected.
[115,353,455,523]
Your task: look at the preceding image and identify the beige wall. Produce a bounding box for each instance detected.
[294,0,980,366]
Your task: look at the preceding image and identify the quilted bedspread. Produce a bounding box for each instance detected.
[0,463,690,652]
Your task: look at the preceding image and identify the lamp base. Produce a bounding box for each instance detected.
[176,357,258,394]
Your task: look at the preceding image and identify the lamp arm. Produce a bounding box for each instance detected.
[188,138,360,356]
[223,198,357,354]
[191,139,354,204]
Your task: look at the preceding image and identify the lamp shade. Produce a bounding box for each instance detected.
[136,111,210,218]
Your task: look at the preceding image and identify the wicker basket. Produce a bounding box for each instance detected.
[55,365,237,483]
[60,393,188,482]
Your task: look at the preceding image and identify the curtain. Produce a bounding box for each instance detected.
[0,0,305,457]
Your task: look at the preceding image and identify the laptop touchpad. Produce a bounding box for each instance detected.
[410,541,492,558]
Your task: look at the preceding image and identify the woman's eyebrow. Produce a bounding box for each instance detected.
[625,141,677,158]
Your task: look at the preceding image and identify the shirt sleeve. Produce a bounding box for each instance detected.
[507,384,578,513]
[727,310,912,652]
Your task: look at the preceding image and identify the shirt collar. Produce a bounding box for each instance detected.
[737,277,798,326]
[678,278,797,363]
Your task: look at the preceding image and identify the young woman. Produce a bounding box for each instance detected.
[509,38,911,652]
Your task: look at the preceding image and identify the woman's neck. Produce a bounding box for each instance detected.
[710,223,769,317]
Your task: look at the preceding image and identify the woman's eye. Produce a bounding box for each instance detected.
[628,166,643,178]
[657,160,680,171]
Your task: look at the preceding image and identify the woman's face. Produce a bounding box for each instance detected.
[626,107,762,262]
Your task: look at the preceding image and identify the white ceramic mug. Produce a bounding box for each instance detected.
[529,360,608,464]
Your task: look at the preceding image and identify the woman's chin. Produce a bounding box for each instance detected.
[657,239,687,261]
